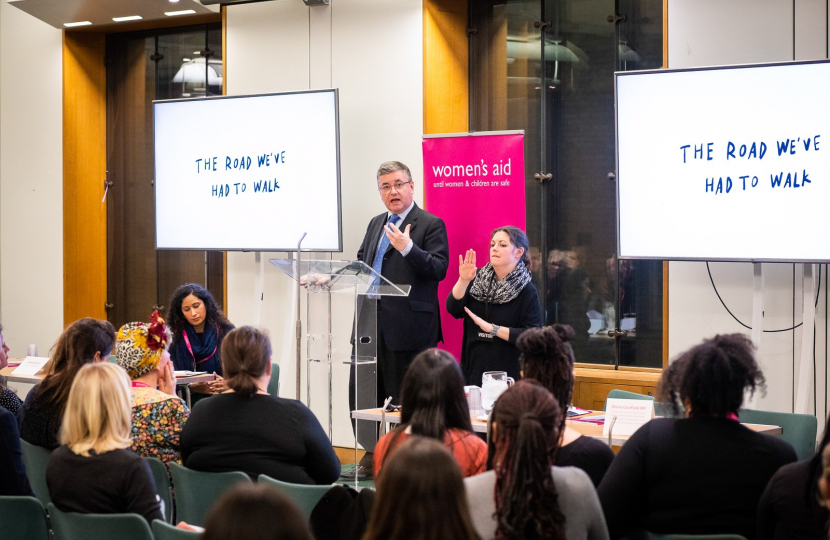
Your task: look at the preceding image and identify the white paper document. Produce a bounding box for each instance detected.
[603,398,654,437]
[12,356,50,376]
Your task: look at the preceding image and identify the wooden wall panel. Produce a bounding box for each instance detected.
[424,0,468,134]
[63,32,107,325]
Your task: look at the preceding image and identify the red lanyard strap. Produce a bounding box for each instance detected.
[183,328,218,369]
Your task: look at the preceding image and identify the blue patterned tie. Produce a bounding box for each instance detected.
[370,214,400,292]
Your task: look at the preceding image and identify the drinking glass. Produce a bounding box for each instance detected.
[481,371,515,414]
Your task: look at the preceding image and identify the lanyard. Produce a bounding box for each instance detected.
[131,381,150,388]
[183,325,218,370]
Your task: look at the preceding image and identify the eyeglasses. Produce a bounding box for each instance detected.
[378,180,412,194]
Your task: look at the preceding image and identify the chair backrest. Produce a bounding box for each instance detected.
[738,408,818,460]
[621,530,748,540]
[0,496,50,540]
[604,389,656,411]
[258,474,331,519]
[145,457,173,523]
[47,503,154,540]
[19,440,53,504]
[267,363,280,396]
[152,519,203,540]
[169,462,252,527]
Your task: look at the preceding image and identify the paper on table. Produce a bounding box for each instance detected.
[12,356,50,376]
[602,398,654,437]
[174,371,208,377]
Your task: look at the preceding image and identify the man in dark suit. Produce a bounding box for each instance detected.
[346,160,449,479]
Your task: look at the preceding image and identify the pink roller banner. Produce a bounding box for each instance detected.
[423,132,526,360]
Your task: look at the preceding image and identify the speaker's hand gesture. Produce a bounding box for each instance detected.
[459,249,477,282]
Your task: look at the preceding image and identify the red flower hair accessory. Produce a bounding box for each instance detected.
[146,310,168,351]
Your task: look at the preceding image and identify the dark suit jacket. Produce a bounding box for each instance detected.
[356,203,449,351]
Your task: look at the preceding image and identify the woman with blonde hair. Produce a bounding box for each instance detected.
[46,362,163,523]
[116,310,189,465]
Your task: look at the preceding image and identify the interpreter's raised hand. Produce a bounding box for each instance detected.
[459,249,477,281]
[158,361,177,396]
[385,222,412,252]
[464,307,494,334]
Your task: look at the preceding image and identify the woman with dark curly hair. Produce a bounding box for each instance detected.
[166,283,234,395]
[516,324,614,487]
[465,379,608,540]
[598,333,797,540]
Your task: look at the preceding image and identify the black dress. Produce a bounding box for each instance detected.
[598,417,797,540]
[556,434,615,487]
[446,279,542,386]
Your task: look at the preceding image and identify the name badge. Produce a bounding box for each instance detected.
[476,331,494,343]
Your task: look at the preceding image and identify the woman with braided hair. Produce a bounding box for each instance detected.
[516,324,614,486]
[598,333,797,540]
[447,226,542,385]
[180,326,339,483]
[465,379,608,540]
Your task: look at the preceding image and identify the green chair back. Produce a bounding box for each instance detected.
[168,462,251,527]
[267,363,280,396]
[47,503,153,540]
[145,457,173,523]
[737,408,818,460]
[19,440,52,504]
[258,474,331,519]
[603,389,656,411]
[622,531,747,540]
[152,519,203,540]
[0,496,50,540]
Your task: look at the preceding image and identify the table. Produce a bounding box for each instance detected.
[0,361,215,408]
[350,408,783,448]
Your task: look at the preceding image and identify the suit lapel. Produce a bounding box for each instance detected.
[385,203,420,256]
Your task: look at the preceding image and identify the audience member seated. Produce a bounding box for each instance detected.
[0,404,32,495]
[757,411,830,539]
[180,326,340,483]
[167,283,235,396]
[0,322,23,413]
[46,362,163,523]
[115,310,189,465]
[516,324,614,487]
[363,436,481,540]
[466,379,608,540]
[373,348,487,478]
[598,333,797,540]
[820,444,830,508]
[18,318,116,449]
[187,484,314,540]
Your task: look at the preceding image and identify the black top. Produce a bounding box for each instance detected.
[446,279,542,385]
[17,383,63,450]
[357,204,449,352]
[181,392,341,484]
[598,417,797,540]
[556,434,615,487]
[0,405,33,496]
[0,383,22,414]
[757,459,830,540]
[47,446,163,524]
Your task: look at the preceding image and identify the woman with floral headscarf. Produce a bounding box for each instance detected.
[116,311,189,465]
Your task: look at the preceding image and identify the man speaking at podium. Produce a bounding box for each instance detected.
[346,160,449,480]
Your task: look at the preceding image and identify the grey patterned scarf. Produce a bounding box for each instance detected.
[469,261,532,305]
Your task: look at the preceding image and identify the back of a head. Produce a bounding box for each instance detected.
[517,325,575,414]
[399,348,471,440]
[202,484,312,540]
[492,379,565,540]
[221,326,271,398]
[60,362,131,457]
[658,333,765,418]
[363,437,480,540]
[41,318,116,410]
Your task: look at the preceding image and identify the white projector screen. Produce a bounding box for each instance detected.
[616,61,830,262]
[154,89,342,251]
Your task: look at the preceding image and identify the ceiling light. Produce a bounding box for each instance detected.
[64,21,92,27]
[165,9,196,16]
[182,58,191,62]
[113,15,142,22]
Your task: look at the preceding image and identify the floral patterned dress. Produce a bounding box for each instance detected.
[129,385,189,465]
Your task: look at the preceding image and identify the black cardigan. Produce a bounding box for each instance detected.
[598,417,797,540]
[446,278,542,386]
